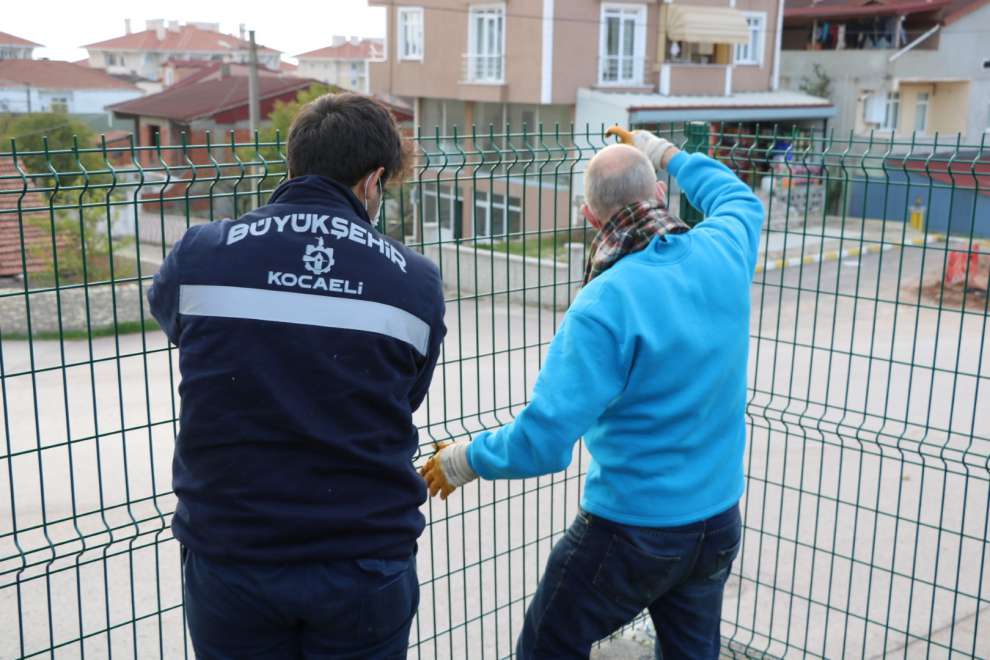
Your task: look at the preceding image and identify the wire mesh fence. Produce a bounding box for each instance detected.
[0,124,987,659]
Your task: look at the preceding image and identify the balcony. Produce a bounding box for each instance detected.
[596,56,651,89]
[461,54,505,85]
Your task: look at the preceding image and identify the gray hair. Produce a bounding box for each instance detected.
[585,145,657,222]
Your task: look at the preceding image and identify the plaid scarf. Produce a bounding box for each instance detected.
[583,201,690,284]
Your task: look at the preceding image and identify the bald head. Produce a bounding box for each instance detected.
[585,144,657,223]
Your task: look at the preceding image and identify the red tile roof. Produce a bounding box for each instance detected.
[109,73,316,122]
[0,31,42,48]
[296,39,384,61]
[0,158,53,278]
[0,60,140,90]
[83,24,279,54]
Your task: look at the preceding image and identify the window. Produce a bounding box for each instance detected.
[467,4,506,83]
[49,97,68,113]
[420,183,462,239]
[474,191,522,237]
[105,52,122,67]
[882,92,900,131]
[398,7,424,60]
[599,4,647,85]
[914,92,929,133]
[735,13,766,66]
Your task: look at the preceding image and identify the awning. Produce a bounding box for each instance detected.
[575,89,836,128]
[666,6,751,45]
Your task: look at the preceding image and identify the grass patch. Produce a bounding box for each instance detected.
[476,230,592,261]
[4,319,161,342]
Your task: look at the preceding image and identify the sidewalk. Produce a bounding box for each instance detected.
[755,218,943,274]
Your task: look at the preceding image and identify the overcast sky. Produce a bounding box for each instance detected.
[5,0,387,63]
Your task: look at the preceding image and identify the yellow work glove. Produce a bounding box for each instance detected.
[605,126,678,172]
[419,440,477,500]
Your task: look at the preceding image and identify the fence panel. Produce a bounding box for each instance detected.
[0,126,987,659]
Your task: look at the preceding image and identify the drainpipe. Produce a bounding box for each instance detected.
[771,0,785,90]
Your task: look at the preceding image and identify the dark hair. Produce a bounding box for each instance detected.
[286,92,409,186]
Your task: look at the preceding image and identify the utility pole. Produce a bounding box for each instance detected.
[25,83,31,113]
[248,30,261,135]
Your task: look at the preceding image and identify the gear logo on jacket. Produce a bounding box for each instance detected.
[303,237,335,275]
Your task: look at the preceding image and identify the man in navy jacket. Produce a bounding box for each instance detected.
[149,93,445,659]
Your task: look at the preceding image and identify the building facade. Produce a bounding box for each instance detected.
[0,60,142,115]
[778,0,990,143]
[82,20,282,82]
[295,37,385,93]
[369,0,832,241]
[0,32,40,60]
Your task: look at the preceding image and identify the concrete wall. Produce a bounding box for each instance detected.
[847,171,990,239]
[421,223,586,309]
[0,282,154,336]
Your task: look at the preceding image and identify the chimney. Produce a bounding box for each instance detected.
[351,36,360,45]
[147,19,166,41]
[239,23,246,41]
[332,35,346,46]
[168,20,181,33]
[125,18,132,35]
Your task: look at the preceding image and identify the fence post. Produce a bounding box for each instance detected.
[679,121,708,226]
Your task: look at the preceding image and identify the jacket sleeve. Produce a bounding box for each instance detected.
[147,236,185,345]
[667,151,765,274]
[466,308,629,479]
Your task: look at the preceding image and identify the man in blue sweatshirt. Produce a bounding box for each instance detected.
[422,129,763,659]
[148,94,445,659]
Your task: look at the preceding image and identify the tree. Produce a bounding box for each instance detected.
[799,64,832,100]
[0,112,104,185]
[2,113,122,284]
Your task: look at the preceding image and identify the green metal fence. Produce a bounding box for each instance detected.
[0,125,988,659]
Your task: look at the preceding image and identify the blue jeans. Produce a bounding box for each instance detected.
[182,548,418,659]
[516,504,742,660]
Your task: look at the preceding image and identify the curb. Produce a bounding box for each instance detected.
[755,233,945,274]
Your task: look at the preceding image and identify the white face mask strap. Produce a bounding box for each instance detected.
[363,171,384,222]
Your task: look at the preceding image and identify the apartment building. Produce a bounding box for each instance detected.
[779,0,990,143]
[82,20,282,82]
[296,37,385,93]
[369,0,833,240]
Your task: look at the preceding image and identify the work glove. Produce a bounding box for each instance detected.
[605,126,678,172]
[419,441,477,500]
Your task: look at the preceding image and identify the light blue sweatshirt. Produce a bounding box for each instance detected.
[466,151,764,526]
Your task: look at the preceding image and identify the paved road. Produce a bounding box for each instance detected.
[1,243,987,659]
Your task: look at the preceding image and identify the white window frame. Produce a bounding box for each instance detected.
[467,3,506,83]
[735,12,767,66]
[474,190,522,237]
[914,91,929,133]
[881,91,900,131]
[598,3,647,86]
[398,6,424,61]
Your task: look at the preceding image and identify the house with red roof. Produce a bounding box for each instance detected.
[296,37,384,93]
[0,60,142,114]
[779,0,990,142]
[0,31,41,61]
[82,20,282,82]
[108,64,318,160]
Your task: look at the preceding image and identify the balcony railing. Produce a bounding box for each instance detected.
[597,56,650,87]
[461,53,505,84]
